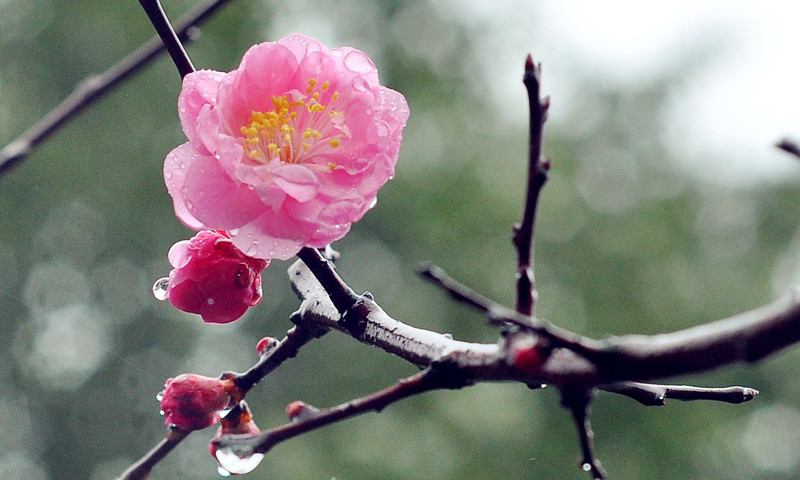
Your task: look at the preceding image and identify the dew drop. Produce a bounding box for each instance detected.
[228,228,240,236]
[207,298,215,306]
[245,243,259,257]
[156,392,164,402]
[581,463,592,472]
[352,77,370,93]
[152,277,170,301]
[215,445,264,475]
[217,466,232,477]
[343,50,374,74]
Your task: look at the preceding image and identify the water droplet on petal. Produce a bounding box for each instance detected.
[343,50,374,74]
[228,228,240,236]
[152,277,170,301]
[352,77,370,93]
[156,392,164,402]
[207,298,215,306]
[215,445,264,475]
[245,243,259,257]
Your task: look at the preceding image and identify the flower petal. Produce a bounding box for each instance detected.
[164,143,206,231]
[270,164,320,202]
[182,154,265,230]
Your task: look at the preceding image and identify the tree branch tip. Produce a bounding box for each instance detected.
[776,138,800,159]
[743,387,759,402]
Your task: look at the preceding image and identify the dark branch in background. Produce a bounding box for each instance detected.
[777,138,800,160]
[0,0,234,176]
[114,427,188,480]
[138,0,195,78]
[512,55,550,316]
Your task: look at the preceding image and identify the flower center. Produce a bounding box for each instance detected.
[240,78,344,167]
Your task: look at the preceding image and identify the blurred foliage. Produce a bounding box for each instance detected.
[1,1,799,480]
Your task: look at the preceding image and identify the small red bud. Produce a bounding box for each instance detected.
[511,341,548,375]
[256,336,279,357]
[286,400,320,422]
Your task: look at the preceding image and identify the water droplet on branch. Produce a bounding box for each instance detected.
[214,444,264,475]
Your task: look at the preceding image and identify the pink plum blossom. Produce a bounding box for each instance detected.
[161,230,269,324]
[159,373,238,431]
[164,33,409,260]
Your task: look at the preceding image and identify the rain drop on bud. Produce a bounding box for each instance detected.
[152,277,170,301]
[214,445,264,475]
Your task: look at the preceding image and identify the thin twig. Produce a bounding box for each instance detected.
[416,261,604,357]
[0,0,234,176]
[777,138,800,160]
[561,388,605,480]
[602,382,759,406]
[512,55,550,316]
[214,365,469,456]
[138,0,195,78]
[233,324,327,393]
[114,427,189,480]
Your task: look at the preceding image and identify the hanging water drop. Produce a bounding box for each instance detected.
[217,466,232,477]
[156,392,164,402]
[152,277,170,301]
[215,444,264,475]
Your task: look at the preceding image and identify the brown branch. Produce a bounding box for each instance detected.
[512,55,551,316]
[561,388,605,480]
[295,247,362,314]
[293,259,503,370]
[417,260,800,385]
[114,427,189,480]
[233,323,327,394]
[589,288,800,382]
[0,0,234,176]
[214,365,470,457]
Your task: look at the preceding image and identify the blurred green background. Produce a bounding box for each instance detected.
[1,1,800,479]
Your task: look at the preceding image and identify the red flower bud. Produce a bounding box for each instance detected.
[159,373,237,431]
[155,230,270,324]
